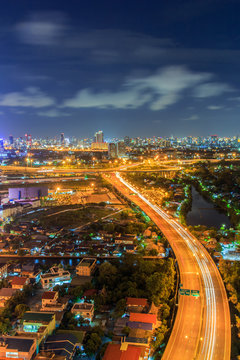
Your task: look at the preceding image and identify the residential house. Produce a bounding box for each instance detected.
[103,343,143,360]
[40,333,78,360]
[19,312,56,345]
[42,292,59,308]
[11,276,30,290]
[0,288,18,307]
[126,298,148,313]
[71,303,94,321]
[129,313,157,327]
[0,263,8,279]
[41,291,68,312]
[40,267,71,289]
[76,258,96,276]
[0,336,36,360]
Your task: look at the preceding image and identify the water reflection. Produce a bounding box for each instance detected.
[186,186,231,228]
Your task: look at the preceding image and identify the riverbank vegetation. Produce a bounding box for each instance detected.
[182,161,240,228]
[219,260,240,358]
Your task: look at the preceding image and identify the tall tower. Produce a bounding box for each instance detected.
[9,135,14,146]
[25,134,32,147]
[94,131,104,143]
[60,133,65,146]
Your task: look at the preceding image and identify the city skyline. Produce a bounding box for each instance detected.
[0,0,240,137]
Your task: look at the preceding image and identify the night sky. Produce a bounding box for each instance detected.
[0,0,240,138]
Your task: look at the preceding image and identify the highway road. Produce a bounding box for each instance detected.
[107,172,231,360]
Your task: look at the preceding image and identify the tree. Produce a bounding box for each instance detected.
[15,304,30,318]
[96,342,110,360]
[159,304,170,321]
[84,332,102,356]
[152,324,168,350]
[113,298,126,318]
[149,249,158,256]
[98,262,117,288]
[122,326,130,336]
[0,319,11,334]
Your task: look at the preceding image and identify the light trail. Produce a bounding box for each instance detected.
[116,172,217,360]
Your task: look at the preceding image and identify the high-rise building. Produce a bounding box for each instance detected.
[117,141,126,158]
[108,143,117,158]
[25,134,32,147]
[0,139,4,149]
[124,136,131,146]
[94,131,104,143]
[60,133,65,146]
[9,135,14,146]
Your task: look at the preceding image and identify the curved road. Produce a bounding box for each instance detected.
[107,172,231,360]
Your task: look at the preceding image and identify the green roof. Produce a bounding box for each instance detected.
[23,312,55,323]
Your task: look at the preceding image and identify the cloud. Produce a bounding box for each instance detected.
[16,12,67,46]
[182,114,199,121]
[37,108,70,118]
[0,87,55,108]
[63,88,151,109]
[194,83,233,98]
[63,66,213,111]
[228,96,240,101]
[207,105,223,110]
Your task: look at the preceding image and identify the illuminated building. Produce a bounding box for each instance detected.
[117,141,126,157]
[71,302,94,321]
[76,258,96,276]
[60,133,65,146]
[9,135,13,145]
[91,142,108,150]
[94,130,104,143]
[40,267,71,289]
[25,134,32,147]
[0,336,36,360]
[124,136,131,146]
[21,312,56,345]
[11,276,30,290]
[108,143,117,158]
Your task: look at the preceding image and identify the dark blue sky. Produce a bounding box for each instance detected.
[0,0,240,138]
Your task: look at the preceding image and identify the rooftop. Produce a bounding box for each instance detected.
[0,336,35,352]
[11,276,28,286]
[77,258,96,267]
[41,271,70,279]
[0,288,17,297]
[23,311,55,323]
[43,333,78,360]
[72,303,93,311]
[127,321,152,331]
[129,313,157,325]
[103,343,142,360]
[126,298,148,307]
[42,291,58,300]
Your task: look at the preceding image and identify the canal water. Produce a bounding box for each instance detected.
[186,186,231,228]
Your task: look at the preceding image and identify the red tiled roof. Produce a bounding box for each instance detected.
[126,297,148,307]
[129,313,157,324]
[83,289,97,297]
[11,277,28,286]
[42,291,57,300]
[103,344,141,360]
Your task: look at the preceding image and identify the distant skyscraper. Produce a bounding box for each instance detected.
[108,143,117,158]
[9,135,14,145]
[25,134,32,147]
[117,141,126,157]
[60,133,65,146]
[94,131,104,143]
[124,136,131,146]
[0,139,4,149]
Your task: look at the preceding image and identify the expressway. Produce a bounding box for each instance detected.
[107,172,231,360]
